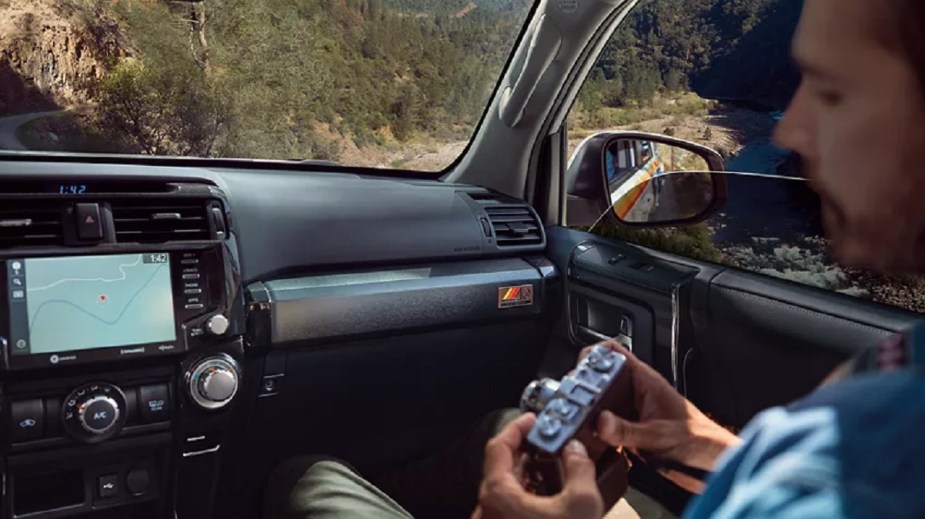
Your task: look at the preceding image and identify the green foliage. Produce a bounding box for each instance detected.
[575,0,802,124]
[79,0,529,162]
[590,222,731,265]
[73,0,798,163]
[383,0,531,15]
[96,59,228,156]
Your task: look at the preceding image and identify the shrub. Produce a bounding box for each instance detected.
[96,59,228,156]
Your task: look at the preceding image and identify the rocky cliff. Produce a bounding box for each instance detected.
[0,0,128,114]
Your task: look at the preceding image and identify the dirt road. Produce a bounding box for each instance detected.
[0,110,65,150]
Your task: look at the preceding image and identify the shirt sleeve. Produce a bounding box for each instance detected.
[682,404,901,519]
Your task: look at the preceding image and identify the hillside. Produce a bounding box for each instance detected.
[576,0,801,118]
[1,0,799,166]
[384,0,531,15]
[0,0,128,114]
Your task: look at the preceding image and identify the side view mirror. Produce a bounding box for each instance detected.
[567,132,727,227]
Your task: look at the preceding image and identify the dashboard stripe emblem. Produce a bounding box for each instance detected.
[498,285,534,309]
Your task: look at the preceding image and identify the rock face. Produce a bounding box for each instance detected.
[0,0,128,114]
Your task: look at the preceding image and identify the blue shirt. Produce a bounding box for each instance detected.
[684,322,925,519]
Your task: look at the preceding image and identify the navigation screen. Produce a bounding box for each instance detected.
[7,253,176,357]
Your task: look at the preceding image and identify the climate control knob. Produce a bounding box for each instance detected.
[79,395,120,434]
[187,355,239,410]
[62,382,126,444]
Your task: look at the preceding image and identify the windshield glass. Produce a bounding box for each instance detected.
[0,0,534,171]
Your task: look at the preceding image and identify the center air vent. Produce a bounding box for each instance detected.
[0,199,64,248]
[485,206,544,248]
[111,198,216,243]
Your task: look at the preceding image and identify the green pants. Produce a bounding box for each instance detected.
[263,409,675,519]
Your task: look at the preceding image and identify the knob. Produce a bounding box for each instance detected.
[206,314,230,336]
[200,367,236,402]
[62,382,126,444]
[586,349,616,373]
[519,378,560,413]
[187,355,239,410]
[79,396,120,435]
[536,414,563,439]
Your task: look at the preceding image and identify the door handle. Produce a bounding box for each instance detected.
[576,326,632,351]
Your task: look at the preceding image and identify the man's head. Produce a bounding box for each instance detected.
[773,0,925,272]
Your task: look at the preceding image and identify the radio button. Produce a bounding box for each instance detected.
[10,399,44,443]
[182,273,201,280]
[138,384,170,424]
[181,259,200,265]
[185,303,204,310]
[184,288,202,295]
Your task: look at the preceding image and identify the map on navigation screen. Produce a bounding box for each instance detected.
[22,253,176,354]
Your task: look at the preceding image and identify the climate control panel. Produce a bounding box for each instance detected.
[7,381,172,446]
[62,382,127,443]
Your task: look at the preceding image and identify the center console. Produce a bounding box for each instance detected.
[0,181,244,519]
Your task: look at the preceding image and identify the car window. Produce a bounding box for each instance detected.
[568,0,925,315]
[0,0,534,171]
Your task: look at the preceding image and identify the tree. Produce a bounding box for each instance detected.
[367,0,382,20]
[391,85,421,141]
[96,59,227,156]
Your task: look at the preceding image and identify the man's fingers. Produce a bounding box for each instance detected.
[597,410,664,450]
[560,440,604,518]
[483,413,537,478]
[470,506,483,519]
[562,440,597,487]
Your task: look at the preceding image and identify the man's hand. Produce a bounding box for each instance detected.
[579,342,741,473]
[472,413,603,519]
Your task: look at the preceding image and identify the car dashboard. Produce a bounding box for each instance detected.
[0,159,552,519]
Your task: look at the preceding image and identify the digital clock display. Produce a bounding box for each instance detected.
[57,184,88,195]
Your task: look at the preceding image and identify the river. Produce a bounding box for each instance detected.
[713,134,824,245]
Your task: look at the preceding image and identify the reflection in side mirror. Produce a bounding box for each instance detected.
[613,171,716,224]
[605,138,724,226]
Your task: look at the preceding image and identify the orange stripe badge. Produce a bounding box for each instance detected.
[498,285,534,309]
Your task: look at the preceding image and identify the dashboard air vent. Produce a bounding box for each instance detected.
[467,192,502,202]
[0,199,64,248]
[111,198,215,243]
[485,206,543,248]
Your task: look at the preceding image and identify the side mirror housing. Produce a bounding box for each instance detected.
[566,132,727,227]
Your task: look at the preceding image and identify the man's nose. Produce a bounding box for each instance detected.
[773,84,812,155]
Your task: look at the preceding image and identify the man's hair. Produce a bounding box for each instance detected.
[875,1,925,88]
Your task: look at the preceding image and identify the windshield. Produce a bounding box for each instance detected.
[0,0,534,171]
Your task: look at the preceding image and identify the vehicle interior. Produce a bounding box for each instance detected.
[0,0,920,518]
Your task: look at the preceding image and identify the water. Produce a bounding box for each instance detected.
[713,137,823,244]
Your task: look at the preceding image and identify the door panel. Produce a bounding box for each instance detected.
[696,270,919,427]
[544,226,920,432]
